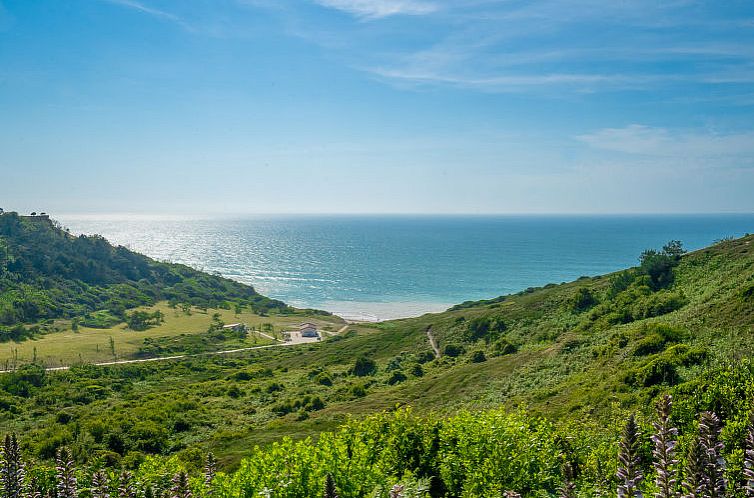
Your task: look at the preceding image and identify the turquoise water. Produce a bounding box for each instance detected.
[60,214,754,321]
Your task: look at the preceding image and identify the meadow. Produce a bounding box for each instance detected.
[0,302,344,368]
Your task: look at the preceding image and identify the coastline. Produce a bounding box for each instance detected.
[312,300,454,323]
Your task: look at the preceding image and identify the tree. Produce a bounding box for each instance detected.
[639,241,686,291]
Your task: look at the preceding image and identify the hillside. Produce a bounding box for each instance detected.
[0,212,291,340]
[1,231,754,495]
[0,233,752,459]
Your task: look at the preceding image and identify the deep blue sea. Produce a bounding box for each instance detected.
[60,214,754,321]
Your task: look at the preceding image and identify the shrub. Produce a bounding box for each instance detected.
[387,371,407,385]
[443,344,465,358]
[409,364,424,377]
[491,337,517,356]
[464,315,507,342]
[314,372,333,386]
[470,351,487,363]
[570,288,598,313]
[352,356,377,377]
[633,323,687,356]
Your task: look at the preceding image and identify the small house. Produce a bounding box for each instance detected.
[299,322,319,338]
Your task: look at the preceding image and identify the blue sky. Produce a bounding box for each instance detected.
[1,0,754,214]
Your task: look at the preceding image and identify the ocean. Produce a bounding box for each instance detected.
[59,214,754,321]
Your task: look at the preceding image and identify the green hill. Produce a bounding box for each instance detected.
[0,212,290,340]
[1,226,754,495]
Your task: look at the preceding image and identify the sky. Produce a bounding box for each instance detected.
[1,0,754,215]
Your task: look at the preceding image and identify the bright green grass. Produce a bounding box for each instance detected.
[0,302,345,367]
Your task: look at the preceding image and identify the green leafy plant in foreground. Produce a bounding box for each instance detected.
[5,396,754,497]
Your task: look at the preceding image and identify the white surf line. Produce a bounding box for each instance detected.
[1,341,298,374]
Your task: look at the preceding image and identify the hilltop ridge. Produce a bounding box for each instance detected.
[0,211,290,339]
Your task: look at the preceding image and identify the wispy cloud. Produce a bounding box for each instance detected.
[102,0,189,28]
[577,125,754,167]
[292,0,754,94]
[312,0,438,19]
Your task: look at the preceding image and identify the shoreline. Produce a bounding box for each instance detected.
[312,300,455,323]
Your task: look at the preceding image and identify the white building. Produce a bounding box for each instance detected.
[299,322,319,338]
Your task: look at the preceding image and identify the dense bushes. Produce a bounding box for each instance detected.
[352,356,377,377]
[570,288,598,312]
[5,394,754,498]
[463,315,507,342]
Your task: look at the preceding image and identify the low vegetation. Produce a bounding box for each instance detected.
[2,212,754,496]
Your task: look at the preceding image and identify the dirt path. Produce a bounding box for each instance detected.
[2,342,297,374]
[256,331,283,342]
[426,326,441,358]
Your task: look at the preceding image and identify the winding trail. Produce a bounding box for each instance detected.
[426,326,441,358]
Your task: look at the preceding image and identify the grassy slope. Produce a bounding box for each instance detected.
[0,302,344,366]
[1,235,753,470]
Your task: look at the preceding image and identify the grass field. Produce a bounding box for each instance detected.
[0,302,346,368]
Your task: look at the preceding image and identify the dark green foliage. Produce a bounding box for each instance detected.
[491,336,517,356]
[742,284,754,302]
[464,315,507,342]
[315,372,333,386]
[442,343,464,358]
[352,356,377,377]
[639,241,685,291]
[610,270,637,298]
[126,310,164,331]
[571,288,598,313]
[470,350,487,363]
[387,371,407,385]
[350,384,366,398]
[273,395,325,415]
[633,323,687,356]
